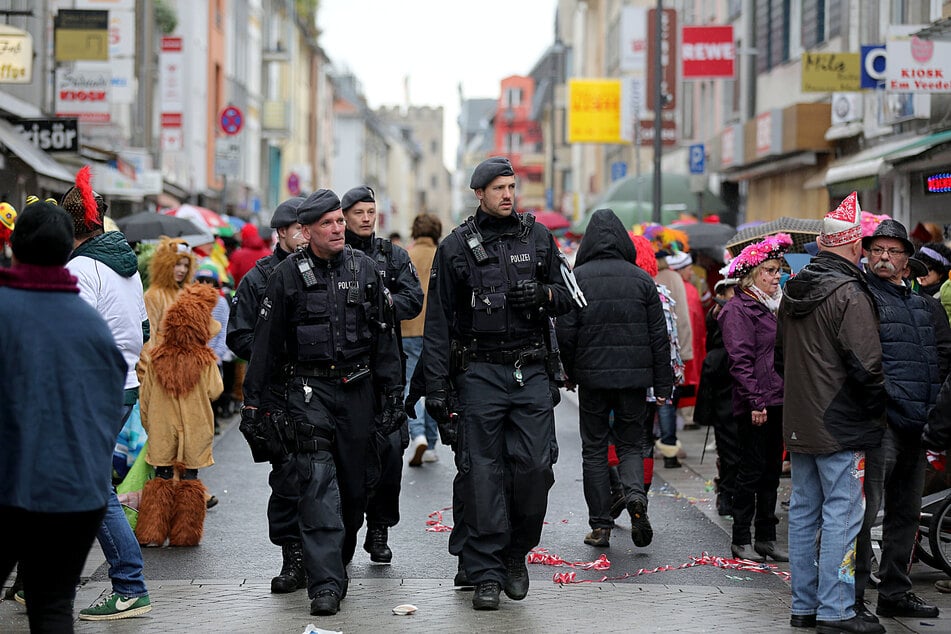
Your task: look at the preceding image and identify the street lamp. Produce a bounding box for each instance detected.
[547,39,564,211]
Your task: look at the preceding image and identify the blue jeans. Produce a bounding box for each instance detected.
[789,450,865,622]
[658,402,677,446]
[97,402,148,598]
[403,336,438,448]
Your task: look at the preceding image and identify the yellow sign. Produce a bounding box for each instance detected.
[801,52,860,92]
[568,79,624,144]
[55,29,109,61]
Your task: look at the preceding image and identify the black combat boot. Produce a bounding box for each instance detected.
[472,581,502,610]
[271,542,306,593]
[503,554,529,600]
[364,524,393,563]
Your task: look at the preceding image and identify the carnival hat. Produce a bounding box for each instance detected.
[727,232,792,279]
[819,192,862,248]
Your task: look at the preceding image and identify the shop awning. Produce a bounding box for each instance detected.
[823,130,951,194]
[0,118,74,185]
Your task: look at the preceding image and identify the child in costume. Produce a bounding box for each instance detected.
[143,236,196,351]
[136,283,224,547]
[0,202,16,267]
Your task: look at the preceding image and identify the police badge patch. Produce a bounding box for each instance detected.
[259,297,272,321]
[409,261,419,281]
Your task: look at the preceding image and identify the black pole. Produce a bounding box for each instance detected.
[652,0,663,225]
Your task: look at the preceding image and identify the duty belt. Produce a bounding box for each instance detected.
[466,345,547,365]
[295,436,334,454]
[294,360,369,378]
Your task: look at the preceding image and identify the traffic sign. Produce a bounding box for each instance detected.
[689,143,705,174]
[215,137,240,176]
[219,105,243,135]
[287,172,300,196]
[610,161,628,182]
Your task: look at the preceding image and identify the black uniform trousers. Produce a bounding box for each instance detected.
[365,428,403,528]
[285,375,375,598]
[456,359,557,585]
[731,405,784,545]
[267,454,300,545]
[579,386,649,529]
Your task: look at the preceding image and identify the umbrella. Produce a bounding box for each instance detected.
[574,173,729,232]
[668,222,736,262]
[116,212,210,244]
[164,204,230,233]
[725,216,822,257]
[527,210,571,231]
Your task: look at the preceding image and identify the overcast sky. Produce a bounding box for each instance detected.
[317,0,560,171]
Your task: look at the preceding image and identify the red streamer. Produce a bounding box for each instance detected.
[425,507,453,532]
[527,548,611,570]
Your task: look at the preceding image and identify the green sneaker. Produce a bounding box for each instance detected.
[13,590,25,605]
[78,592,152,620]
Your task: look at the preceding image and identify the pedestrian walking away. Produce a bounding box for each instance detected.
[422,156,582,610]
[556,208,673,552]
[0,200,127,633]
[777,192,887,634]
[341,185,423,565]
[227,197,311,594]
[242,189,404,617]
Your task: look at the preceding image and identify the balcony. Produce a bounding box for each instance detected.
[262,47,291,63]
[262,100,291,137]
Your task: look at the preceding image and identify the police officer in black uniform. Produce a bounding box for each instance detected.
[341,185,423,564]
[242,189,404,617]
[423,157,580,610]
[227,197,308,594]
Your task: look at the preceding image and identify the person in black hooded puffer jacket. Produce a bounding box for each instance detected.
[557,208,673,550]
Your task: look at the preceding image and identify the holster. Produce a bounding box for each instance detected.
[239,410,288,463]
[450,340,468,375]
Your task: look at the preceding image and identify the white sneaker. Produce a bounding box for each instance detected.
[408,435,427,466]
[422,449,439,463]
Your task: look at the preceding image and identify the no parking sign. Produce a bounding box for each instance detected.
[219,105,243,135]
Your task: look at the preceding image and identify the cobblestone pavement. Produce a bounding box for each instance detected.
[3,392,951,633]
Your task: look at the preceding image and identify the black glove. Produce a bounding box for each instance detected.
[404,394,418,419]
[437,413,458,449]
[379,389,407,436]
[550,384,562,407]
[425,389,451,425]
[507,279,549,310]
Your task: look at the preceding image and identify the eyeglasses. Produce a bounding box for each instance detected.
[760,266,782,276]
[868,247,907,257]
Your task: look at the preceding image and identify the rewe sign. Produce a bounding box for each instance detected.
[682,25,735,79]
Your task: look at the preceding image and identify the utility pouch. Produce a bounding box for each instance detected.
[450,340,469,374]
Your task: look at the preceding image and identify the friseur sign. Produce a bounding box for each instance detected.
[12,118,79,152]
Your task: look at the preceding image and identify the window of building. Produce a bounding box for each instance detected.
[505,133,522,153]
[891,0,933,24]
[802,0,843,49]
[756,0,792,72]
[431,140,438,155]
[504,87,523,108]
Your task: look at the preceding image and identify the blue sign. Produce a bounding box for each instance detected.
[545,187,554,209]
[689,144,705,174]
[610,161,628,182]
[861,45,886,89]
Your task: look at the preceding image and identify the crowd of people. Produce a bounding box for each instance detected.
[6,158,951,634]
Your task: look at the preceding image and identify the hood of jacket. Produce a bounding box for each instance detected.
[574,209,637,268]
[780,251,869,319]
[70,231,139,277]
[239,223,266,250]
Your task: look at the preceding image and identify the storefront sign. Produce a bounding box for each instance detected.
[681,25,734,79]
[567,79,623,144]
[647,8,677,111]
[54,10,109,62]
[886,36,951,93]
[619,6,647,74]
[0,25,32,83]
[861,45,887,89]
[802,52,860,92]
[160,36,183,129]
[925,171,951,194]
[55,63,111,123]
[12,118,79,152]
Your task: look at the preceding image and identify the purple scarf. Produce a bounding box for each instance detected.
[0,264,79,292]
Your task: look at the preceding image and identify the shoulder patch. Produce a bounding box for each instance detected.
[408,261,419,281]
[259,296,272,321]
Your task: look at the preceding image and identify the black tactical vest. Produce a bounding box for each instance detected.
[291,246,377,363]
[452,214,547,344]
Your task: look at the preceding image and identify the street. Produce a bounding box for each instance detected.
[3,392,951,633]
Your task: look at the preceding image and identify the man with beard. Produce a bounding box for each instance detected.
[341,185,423,564]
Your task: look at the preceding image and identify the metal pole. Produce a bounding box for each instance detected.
[652,0,663,225]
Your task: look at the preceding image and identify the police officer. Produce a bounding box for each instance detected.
[226,197,308,594]
[423,157,580,610]
[242,189,404,617]
[341,185,423,564]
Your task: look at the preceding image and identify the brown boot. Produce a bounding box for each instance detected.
[135,477,176,546]
[169,479,207,546]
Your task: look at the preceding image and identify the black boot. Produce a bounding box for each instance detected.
[271,542,306,594]
[503,555,529,600]
[310,589,340,616]
[472,581,502,610]
[364,524,393,563]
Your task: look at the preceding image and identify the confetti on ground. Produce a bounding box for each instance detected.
[425,507,453,532]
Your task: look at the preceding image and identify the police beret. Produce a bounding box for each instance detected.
[269,197,305,228]
[341,185,375,211]
[470,157,515,189]
[297,189,341,225]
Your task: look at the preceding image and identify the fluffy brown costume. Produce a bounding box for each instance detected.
[151,283,219,397]
[168,479,207,546]
[142,237,196,355]
[135,477,176,546]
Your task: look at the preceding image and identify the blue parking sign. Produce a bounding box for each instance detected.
[611,162,627,182]
[689,144,705,174]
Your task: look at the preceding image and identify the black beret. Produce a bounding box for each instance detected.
[470,157,515,189]
[341,186,375,211]
[270,197,305,228]
[297,189,341,225]
[11,201,75,266]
